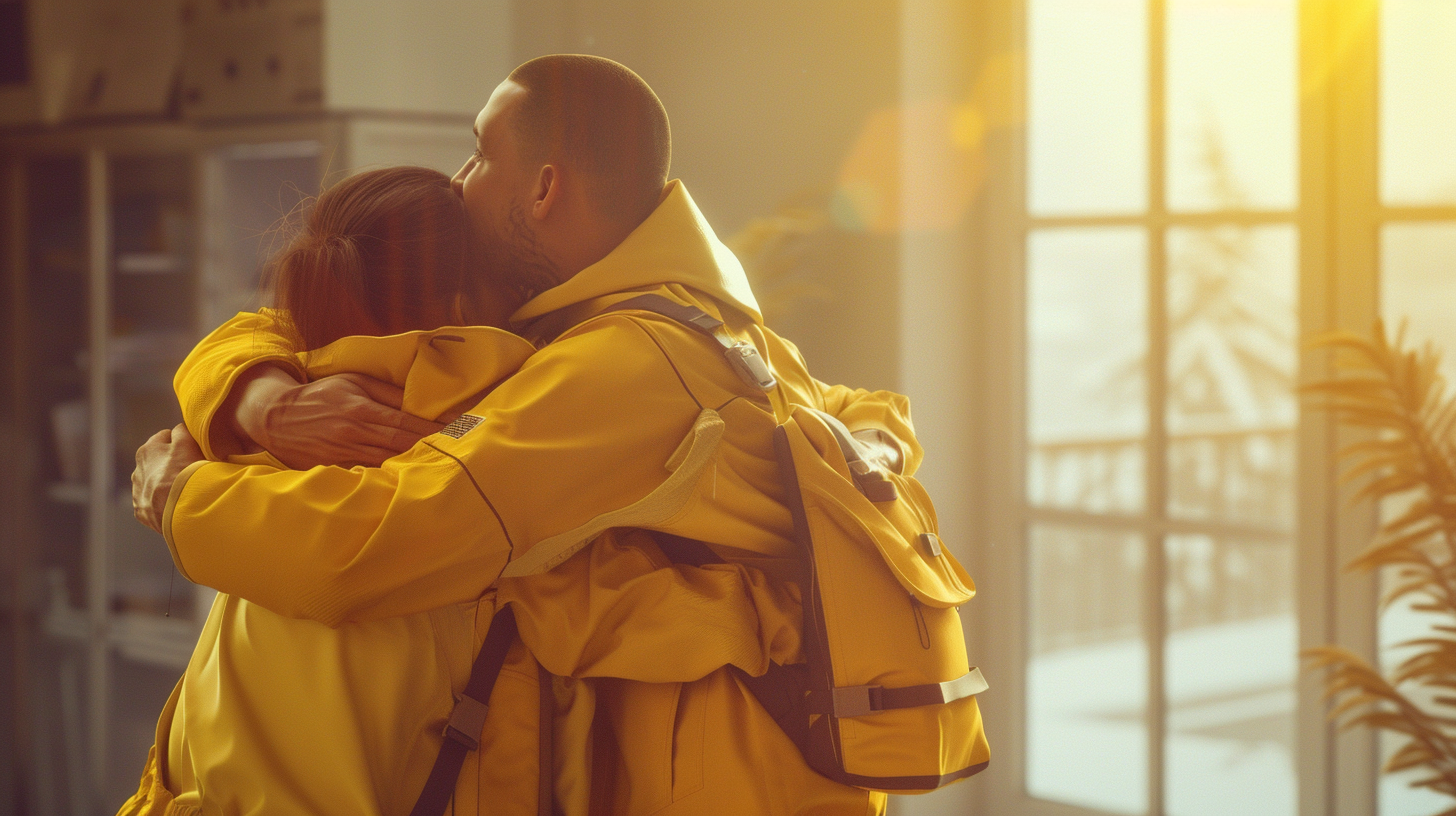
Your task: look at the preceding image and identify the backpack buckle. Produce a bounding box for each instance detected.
[724,343,777,391]
[849,461,899,502]
[827,684,883,718]
[442,693,489,751]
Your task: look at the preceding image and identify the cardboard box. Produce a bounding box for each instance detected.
[179,0,323,119]
[0,0,183,125]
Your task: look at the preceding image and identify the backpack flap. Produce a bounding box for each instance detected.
[792,408,975,609]
[778,409,990,791]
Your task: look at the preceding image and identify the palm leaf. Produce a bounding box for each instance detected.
[1305,320,1456,810]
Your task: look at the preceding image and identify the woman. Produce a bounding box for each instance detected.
[118,166,804,816]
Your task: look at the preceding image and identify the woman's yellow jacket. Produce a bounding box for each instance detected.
[134,180,919,815]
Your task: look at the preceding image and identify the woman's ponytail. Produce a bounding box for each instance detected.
[273,230,380,351]
[266,166,474,351]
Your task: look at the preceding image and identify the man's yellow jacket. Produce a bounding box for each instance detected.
[130,181,921,815]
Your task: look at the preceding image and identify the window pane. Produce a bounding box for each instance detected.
[1165,535,1296,816]
[1381,0,1456,205]
[1028,525,1148,815]
[1166,0,1297,211]
[1381,223,1456,372]
[1028,228,1148,513]
[1378,221,1456,816]
[1028,0,1148,215]
[1166,225,1297,529]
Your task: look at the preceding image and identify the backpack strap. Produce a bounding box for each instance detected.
[804,408,898,502]
[408,605,520,816]
[807,668,989,718]
[537,664,555,816]
[600,294,778,392]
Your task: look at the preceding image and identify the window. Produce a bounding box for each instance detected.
[967,1,1452,814]
[1025,1,1299,813]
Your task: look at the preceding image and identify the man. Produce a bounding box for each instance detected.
[134,55,917,814]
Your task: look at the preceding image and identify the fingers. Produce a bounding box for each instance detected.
[396,412,447,438]
[131,464,146,525]
[346,402,442,448]
[337,372,407,410]
[172,423,204,458]
[132,426,187,534]
[250,372,453,467]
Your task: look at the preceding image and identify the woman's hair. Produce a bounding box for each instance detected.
[270,166,498,350]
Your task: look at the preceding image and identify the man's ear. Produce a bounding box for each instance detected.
[530,164,559,221]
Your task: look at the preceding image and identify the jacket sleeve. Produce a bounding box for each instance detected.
[174,310,303,461]
[165,316,707,624]
[500,530,802,682]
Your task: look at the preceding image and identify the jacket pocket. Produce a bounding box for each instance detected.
[668,678,707,802]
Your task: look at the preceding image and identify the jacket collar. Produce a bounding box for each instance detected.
[508,180,762,330]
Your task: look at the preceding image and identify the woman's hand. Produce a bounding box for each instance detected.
[233,367,445,469]
[132,424,205,534]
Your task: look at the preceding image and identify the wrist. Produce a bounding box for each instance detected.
[232,364,301,452]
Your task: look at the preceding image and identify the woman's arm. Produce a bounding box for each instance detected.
[175,311,439,467]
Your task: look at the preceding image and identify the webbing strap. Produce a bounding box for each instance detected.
[599,294,778,392]
[537,664,554,816]
[408,606,518,816]
[809,668,989,718]
[804,408,898,502]
[608,294,727,338]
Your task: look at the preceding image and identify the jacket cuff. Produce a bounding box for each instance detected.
[162,460,211,582]
[194,355,303,462]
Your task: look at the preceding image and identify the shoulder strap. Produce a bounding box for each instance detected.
[599,294,778,393]
[409,605,526,816]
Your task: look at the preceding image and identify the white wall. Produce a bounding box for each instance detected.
[324,0,512,116]
[896,3,984,813]
[510,0,905,391]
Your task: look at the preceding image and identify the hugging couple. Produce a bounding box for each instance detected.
[125,54,919,816]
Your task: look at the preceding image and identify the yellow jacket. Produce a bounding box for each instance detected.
[149,180,918,815]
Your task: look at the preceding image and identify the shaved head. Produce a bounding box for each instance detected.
[507,55,671,228]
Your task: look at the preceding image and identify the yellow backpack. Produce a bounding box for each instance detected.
[609,294,991,793]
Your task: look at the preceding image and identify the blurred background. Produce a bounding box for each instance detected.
[0,0,1453,814]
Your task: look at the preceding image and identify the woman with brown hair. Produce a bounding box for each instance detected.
[119,165,803,816]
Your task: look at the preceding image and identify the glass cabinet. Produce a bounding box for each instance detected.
[1,114,471,813]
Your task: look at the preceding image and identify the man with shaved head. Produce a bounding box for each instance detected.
[133,55,916,814]
[465,55,674,305]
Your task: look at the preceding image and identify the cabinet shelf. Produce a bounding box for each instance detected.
[117,253,186,275]
[110,612,200,670]
[44,601,200,671]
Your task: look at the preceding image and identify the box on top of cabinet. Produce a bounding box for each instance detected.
[0,0,511,127]
[0,0,184,126]
[179,0,323,120]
